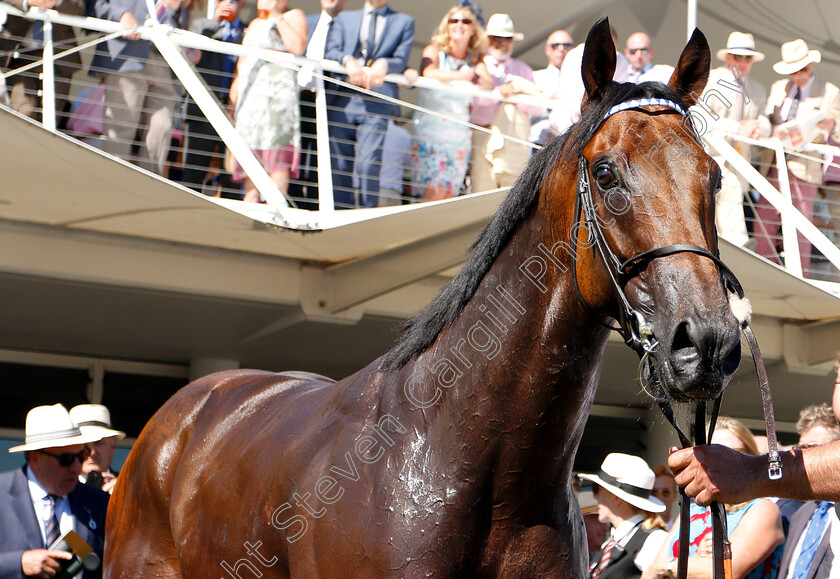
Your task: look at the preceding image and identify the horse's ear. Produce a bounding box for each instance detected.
[668,28,711,108]
[581,17,616,107]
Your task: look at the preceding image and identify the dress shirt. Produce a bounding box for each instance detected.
[779,74,816,123]
[532,65,562,97]
[530,64,562,144]
[27,467,73,547]
[626,62,674,84]
[306,11,333,60]
[298,11,333,89]
[359,5,386,52]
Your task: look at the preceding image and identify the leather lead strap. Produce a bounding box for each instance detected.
[743,323,783,479]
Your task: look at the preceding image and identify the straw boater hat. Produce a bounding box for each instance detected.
[484,13,524,41]
[8,404,103,453]
[716,31,765,62]
[69,404,126,441]
[773,39,821,75]
[578,453,665,513]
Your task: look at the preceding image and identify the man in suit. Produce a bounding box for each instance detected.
[70,404,126,495]
[702,32,771,247]
[89,0,188,176]
[755,38,840,276]
[0,404,108,578]
[180,0,247,194]
[288,0,348,209]
[776,403,840,579]
[0,0,85,126]
[323,0,414,208]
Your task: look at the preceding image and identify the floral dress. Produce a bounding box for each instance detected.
[411,50,474,197]
[667,499,783,579]
[230,16,300,180]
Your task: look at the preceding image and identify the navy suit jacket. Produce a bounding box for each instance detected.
[778,501,834,579]
[323,5,413,115]
[0,467,109,579]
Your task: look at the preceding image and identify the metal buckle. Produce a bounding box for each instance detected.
[768,451,783,480]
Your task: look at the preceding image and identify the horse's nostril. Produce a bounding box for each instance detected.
[722,337,742,376]
[671,321,694,353]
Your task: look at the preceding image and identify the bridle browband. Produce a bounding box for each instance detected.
[570,97,782,579]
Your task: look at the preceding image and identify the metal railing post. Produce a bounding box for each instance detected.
[314,72,334,214]
[40,16,56,131]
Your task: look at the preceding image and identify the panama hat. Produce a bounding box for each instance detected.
[774,39,821,75]
[578,453,665,513]
[485,13,524,41]
[716,32,765,62]
[70,404,126,441]
[8,404,103,453]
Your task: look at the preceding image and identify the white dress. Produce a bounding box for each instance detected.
[232,17,300,163]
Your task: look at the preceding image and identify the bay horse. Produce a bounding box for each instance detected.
[105,19,740,578]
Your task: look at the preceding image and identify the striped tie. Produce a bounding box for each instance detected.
[590,536,617,578]
[44,494,61,548]
[155,0,173,26]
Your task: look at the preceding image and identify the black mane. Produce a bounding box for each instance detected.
[380,80,686,372]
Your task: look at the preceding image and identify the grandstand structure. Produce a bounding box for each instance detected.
[2,0,840,472]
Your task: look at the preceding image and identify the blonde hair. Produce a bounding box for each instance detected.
[713,416,760,456]
[431,5,488,64]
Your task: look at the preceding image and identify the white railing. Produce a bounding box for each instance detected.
[4,4,840,284]
[704,130,840,283]
[0,3,550,230]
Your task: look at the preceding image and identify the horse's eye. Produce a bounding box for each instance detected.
[714,173,722,192]
[595,166,617,189]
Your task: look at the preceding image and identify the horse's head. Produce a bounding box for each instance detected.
[572,19,742,401]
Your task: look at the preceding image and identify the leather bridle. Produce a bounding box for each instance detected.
[570,97,783,579]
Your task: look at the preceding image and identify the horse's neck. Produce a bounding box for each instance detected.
[407,208,610,471]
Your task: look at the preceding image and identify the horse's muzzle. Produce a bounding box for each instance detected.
[663,314,742,400]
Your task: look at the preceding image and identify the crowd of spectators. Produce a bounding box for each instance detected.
[577,395,840,578]
[1,0,840,269]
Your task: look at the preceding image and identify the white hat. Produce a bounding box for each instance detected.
[716,32,765,62]
[485,13,524,41]
[578,453,665,513]
[8,404,103,453]
[69,404,126,441]
[774,39,821,75]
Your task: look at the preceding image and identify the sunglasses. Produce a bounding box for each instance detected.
[489,36,514,43]
[732,54,753,62]
[38,448,90,467]
[448,18,473,25]
[627,47,650,55]
[549,42,574,50]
